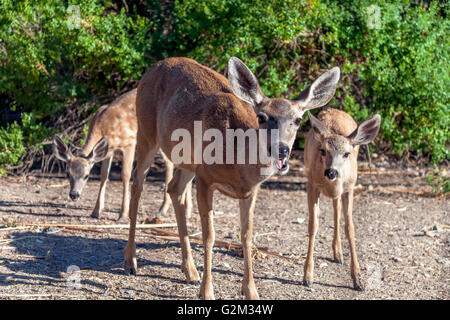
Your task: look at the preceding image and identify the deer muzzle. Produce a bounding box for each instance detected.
[324,168,338,181]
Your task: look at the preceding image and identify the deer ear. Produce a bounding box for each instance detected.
[308,111,329,142]
[348,114,381,145]
[228,57,265,109]
[53,136,72,162]
[294,67,340,111]
[88,136,109,162]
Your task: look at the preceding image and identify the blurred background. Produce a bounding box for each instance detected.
[0,0,448,180]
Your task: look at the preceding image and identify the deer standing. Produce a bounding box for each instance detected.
[303,108,381,290]
[53,89,187,221]
[123,57,340,299]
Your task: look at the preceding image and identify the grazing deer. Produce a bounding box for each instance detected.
[303,108,381,291]
[123,57,340,299]
[53,89,186,221]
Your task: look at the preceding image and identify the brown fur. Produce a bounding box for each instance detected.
[54,89,185,221]
[303,108,380,291]
[123,57,341,300]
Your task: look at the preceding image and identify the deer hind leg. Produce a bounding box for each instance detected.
[118,145,135,222]
[332,197,344,264]
[157,154,173,216]
[195,177,215,300]
[239,190,260,300]
[303,182,320,287]
[123,142,158,275]
[168,169,199,284]
[91,156,113,218]
[342,190,364,291]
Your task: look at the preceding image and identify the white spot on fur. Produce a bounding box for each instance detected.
[123,127,136,137]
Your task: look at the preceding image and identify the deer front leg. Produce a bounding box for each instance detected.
[332,197,344,264]
[118,146,134,222]
[342,190,364,291]
[124,146,158,275]
[168,169,199,283]
[239,190,259,300]
[195,177,215,300]
[91,157,112,218]
[303,182,320,287]
[158,157,173,216]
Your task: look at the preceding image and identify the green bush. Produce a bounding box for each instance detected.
[0,0,448,173]
[161,0,448,162]
[0,0,153,171]
[0,112,48,173]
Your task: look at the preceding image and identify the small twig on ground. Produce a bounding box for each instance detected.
[357,169,417,175]
[0,226,32,232]
[354,186,437,199]
[47,182,69,188]
[14,222,178,229]
[434,222,450,229]
[151,228,301,262]
[0,235,43,244]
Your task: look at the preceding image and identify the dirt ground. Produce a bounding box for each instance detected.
[0,160,448,300]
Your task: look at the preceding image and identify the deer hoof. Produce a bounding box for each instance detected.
[90,211,100,219]
[157,210,166,216]
[303,280,313,287]
[198,290,215,300]
[117,217,128,223]
[334,258,344,265]
[124,266,137,276]
[124,256,137,276]
[353,275,365,291]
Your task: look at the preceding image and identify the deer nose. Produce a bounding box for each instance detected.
[324,168,338,181]
[69,191,80,201]
[279,145,289,158]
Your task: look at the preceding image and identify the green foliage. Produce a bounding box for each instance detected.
[0,0,153,170]
[162,0,449,162]
[0,112,48,171]
[0,0,152,117]
[79,123,89,145]
[427,167,450,195]
[0,0,449,172]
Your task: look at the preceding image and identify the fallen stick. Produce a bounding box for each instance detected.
[61,226,104,233]
[0,226,32,232]
[14,222,178,229]
[47,182,70,188]
[357,170,408,175]
[151,228,301,262]
[355,186,436,199]
[434,222,450,229]
[0,235,43,244]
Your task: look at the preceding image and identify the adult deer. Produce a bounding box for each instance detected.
[123,57,340,299]
[303,108,381,290]
[53,89,186,221]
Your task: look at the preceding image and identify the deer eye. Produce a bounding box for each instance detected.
[320,149,326,156]
[294,117,302,126]
[343,152,350,159]
[83,175,89,180]
[257,113,268,124]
